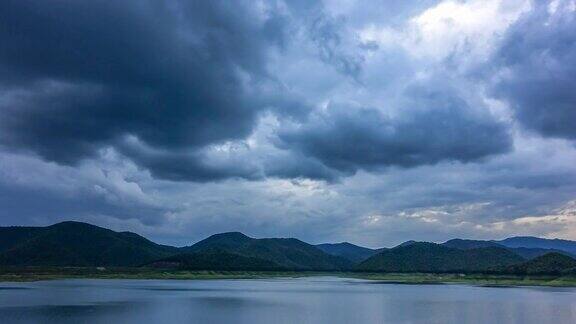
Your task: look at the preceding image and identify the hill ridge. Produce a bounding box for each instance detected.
[2,221,576,272]
[357,242,524,273]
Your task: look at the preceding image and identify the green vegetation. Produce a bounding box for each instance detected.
[148,249,286,271]
[442,239,501,250]
[496,236,576,255]
[348,272,576,287]
[2,221,576,284]
[182,232,352,270]
[2,267,576,287]
[442,238,573,259]
[0,222,178,267]
[315,242,380,263]
[505,253,576,275]
[0,267,310,282]
[505,247,572,259]
[357,242,523,272]
[0,223,353,271]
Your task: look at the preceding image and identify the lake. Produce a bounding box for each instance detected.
[0,277,575,323]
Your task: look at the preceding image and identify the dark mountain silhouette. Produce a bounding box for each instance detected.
[315,242,381,263]
[0,222,178,266]
[495,237,576,256]
[506,247,573,259]
[395,240,418,248]
[2,221,576,274]
[0,223,350,270]
[357,242,524,273]
[505,253,576,275]
[442,238,571,259]
[182,232,352,271]
[442,239,501,250]
[186,232,252,252]
[147,249,284,271]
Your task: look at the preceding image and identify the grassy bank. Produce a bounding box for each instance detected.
[2,267,576,287]
[0,267,311,282]
[348,272,576,287]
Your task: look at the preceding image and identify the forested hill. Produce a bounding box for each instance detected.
[0,221,178,266]
[356,242,524,272]
[2,221,576,274]
[181,232,352,271]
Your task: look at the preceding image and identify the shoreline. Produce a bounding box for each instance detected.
[2,268,576,287]
[346,273,576,287]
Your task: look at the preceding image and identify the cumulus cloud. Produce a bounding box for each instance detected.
[275,85,511,176]
[0,149,173,226]
[0,0,575,245]
[0,0,298,180]
[0,0,519,183]
[489,0,576,139]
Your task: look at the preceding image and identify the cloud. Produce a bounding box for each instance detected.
[0,0,298,180]
[480,200,576,239]
[0,149,173,226]
[489,0,576,140]
[0,0,575,246]
[116,135,263,182]
[275,84,512,176]
[308,11,365,80]
[0,0,518,183]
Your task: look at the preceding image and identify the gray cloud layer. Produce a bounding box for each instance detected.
[0,0,517,182]
[276,86,511,175]
[0,0,295,180]
[0,0,575,245]
[489,0,576,139]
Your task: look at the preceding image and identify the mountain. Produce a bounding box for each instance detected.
[357,242,524,273]
[506,247,573,260]
[183,232,352,271]
[147,249,284,271]
[395,240,418,248]
[495,237,576,256]
[442,238,572,259]
[0,221,178,267]
[2,221,574,273]
[315,242,380,263]
[186,232,252,252]
[505,253,576,275]
[442,239,501,250]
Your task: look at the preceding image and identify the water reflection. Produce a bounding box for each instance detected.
[0,277,575,324]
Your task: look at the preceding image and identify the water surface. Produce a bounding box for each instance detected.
[1,277,575,323]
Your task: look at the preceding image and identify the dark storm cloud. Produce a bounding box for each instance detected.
[116,137,262,182]
[308,13,364,80]
[489,0,576,140]
[0,0,296,179]
[0,0,518,184]
[275,85,512,175]
[0,181,168,226]
[0,0,575,245]
[263,152,341,181]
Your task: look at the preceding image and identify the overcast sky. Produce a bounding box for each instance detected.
[0,0,575,247]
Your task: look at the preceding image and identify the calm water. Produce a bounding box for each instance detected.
[0,277,575,324]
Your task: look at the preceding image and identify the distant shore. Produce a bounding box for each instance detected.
[1,267,576,287]
[348,272,576,287]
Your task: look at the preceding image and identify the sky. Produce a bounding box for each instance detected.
[0,0,575,248]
